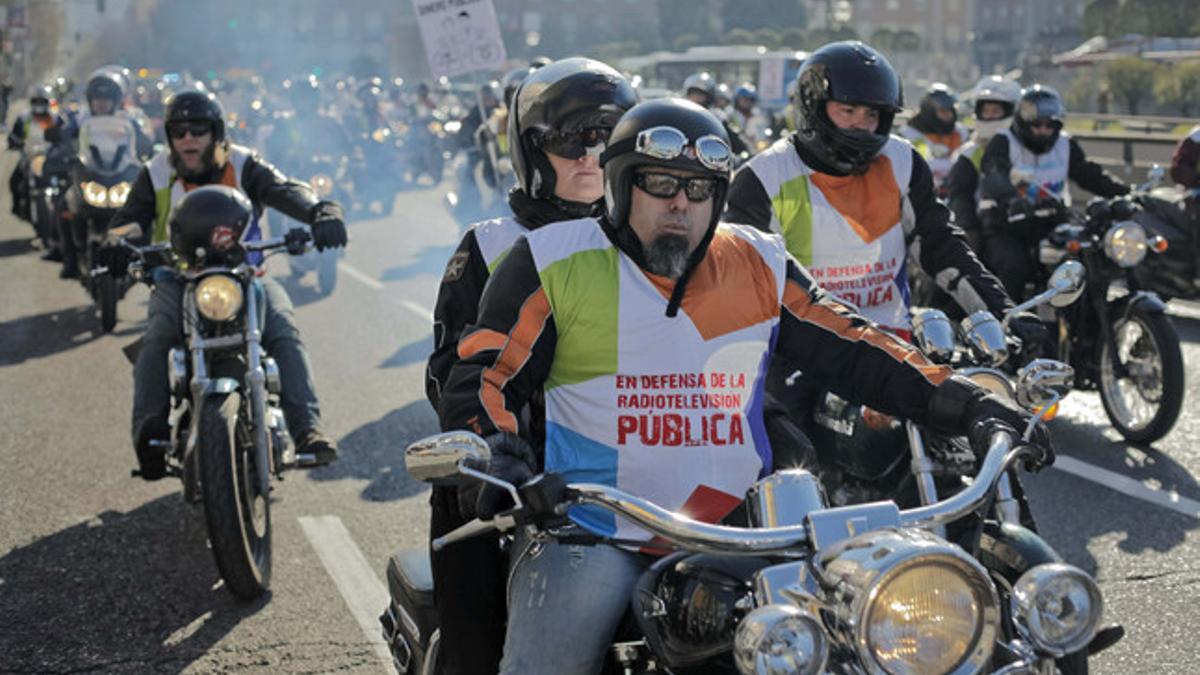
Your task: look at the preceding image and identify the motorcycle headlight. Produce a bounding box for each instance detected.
[194,274,244,322]
[371,127,391,143]
[820,530,999,675]
[444,120,462,134]
[734,605,827,675]
[427,120,443,134]
[82,181,109,207]
[961,367,1017,403]
[31,155,47,178]
[107,181,131,208]
[1103,221,1147,267]
[1011,563,1103,657]
[310,173,334,198]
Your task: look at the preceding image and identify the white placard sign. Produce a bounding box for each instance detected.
[411,0,508,78]
[757,57,786,104]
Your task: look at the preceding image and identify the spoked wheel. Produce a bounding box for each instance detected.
[97,272,118,333]
[1099,307,1184,444]
[199,392,271,599]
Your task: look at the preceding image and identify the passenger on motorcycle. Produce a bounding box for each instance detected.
[978,84,1129,299]
[437,97,1053,675]
[729,82,769,146]
[945,75,1022,252]
[425,57,637,675]
[109,90,348,480]
[900,82,969,195]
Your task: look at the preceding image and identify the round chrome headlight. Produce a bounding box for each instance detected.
[310,173,335,198]
[1011,563,1103,657]
[107,181,131,208]
[82,181,109,207]
[1103,221,1148,267]
[195,274,244,322]
[734,605,827,675]
[820,530,999,675]
[961,367,1017,404]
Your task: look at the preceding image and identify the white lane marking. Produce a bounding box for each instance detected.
[298,515,394,671]
[339,262,385,291]
[338,261,434,322]
[1053,455,1200,519]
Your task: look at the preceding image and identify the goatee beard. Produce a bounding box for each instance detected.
[643,233,689,280]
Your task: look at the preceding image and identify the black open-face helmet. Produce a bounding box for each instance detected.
[600,97,733,232]
[509,57,638,203]
[165,90,227,143]
[682,71,717,106]
[1013,84,1065,154]
[793,41,903,175]
[169,185,253,267]
[914,82,959,134]
[85,70,125,115]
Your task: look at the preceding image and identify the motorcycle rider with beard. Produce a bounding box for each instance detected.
[109,90,348,480]
[978,85,1129,299]
[424,57,638,675]
[437,96,1053,674]
[946,75,1022,253]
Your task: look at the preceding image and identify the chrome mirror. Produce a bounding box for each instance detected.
[961,311,1008,367]
[1139,164,1165,192]
[1046,260,1086,308]
[405,431,491,482]
[1016,359,1075,409]
[912,309,956,363]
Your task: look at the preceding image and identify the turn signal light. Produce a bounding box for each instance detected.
[1066,240,1082,254]
[1151,236,1169,253]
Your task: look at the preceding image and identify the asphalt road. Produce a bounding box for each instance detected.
[2,147,1199,674]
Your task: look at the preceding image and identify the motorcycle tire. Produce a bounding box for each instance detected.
[1098,306,1184,444]
[199,391,272,600]
[317,251,338,296]
[97,272,118,333]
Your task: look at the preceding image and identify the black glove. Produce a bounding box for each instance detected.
[284,228,311,255]
[309,201,347,252]
[472,433,538,521]
[1007,311,1051,362]
[928,376,1055,472]
[1007,197,1034,223]
[95,243,131,276]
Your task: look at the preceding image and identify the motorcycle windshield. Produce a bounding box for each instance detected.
[80,116,138,175]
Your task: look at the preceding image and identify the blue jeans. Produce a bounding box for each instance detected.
[500,530,647,675]
[131,269,321,446]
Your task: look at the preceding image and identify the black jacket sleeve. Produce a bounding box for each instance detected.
[106,165,157,242]
[907,149,1013,317]
[946,154,983,251]
[426,229,491,411]
[979,133,1017,206]
[1067,137,1129,198]
[1171,135,1200,189]
[239,152,325,224]
[439,237,557,448]
[775,258,952,425]
[724,165,775,232]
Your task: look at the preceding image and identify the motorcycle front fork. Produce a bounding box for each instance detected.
[907,422,1021,531]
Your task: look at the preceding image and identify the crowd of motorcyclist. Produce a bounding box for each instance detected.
[8,34,1200,674]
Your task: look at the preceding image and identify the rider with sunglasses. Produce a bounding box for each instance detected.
[424,57,637,675]
[111,90,348,481]
[977,84,1129,299]
[436,97,1053,674]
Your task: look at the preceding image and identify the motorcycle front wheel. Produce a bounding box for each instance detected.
[1099,307,1184,444]
[96,271,117,333]
[199,391,271,599]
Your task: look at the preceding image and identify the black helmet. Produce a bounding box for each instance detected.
[29,84,55,115]
[1013,84,1065,154]
[682,71,716,105]
[509,57,638,202]
[501,66,533,107]
[165,90,226,142]
[914,82,958,134]
[85,70,125,114]
[169,185,253,268]
[599,97,732,232]
[793,41,902,175]
[357,78,383,107]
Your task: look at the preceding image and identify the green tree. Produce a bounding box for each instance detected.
[722,27,757,46]
[780,27,807,50]
[722,0,807,32]
[752,28,783,49]
[870,28,897,52]
[893,29,921,52]
[1105,56,1159,114]
[1083,0,1120,37]
[672,33,704,52]
[1153,61,1200,116]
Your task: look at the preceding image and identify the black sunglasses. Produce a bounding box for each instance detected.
[632,171,719,202]
[167,121,214,140]
[538,127,610,159]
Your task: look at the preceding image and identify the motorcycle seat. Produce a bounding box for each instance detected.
[386,547,435,608]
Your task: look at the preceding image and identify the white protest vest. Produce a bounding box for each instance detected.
[1001,127,1072,206]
